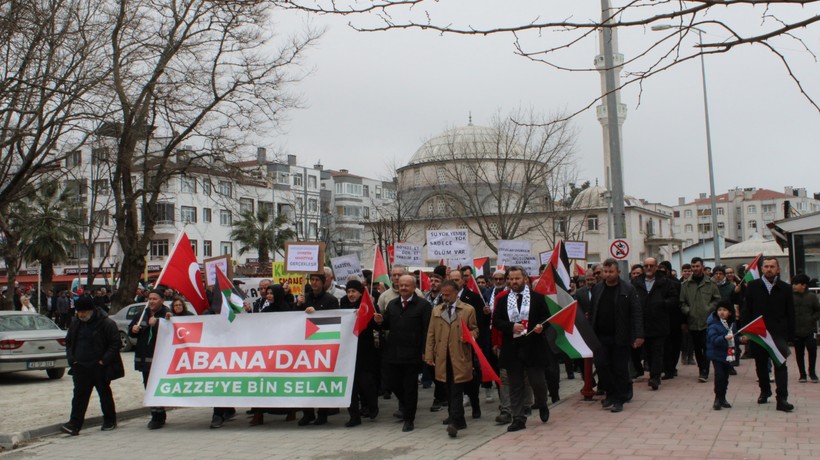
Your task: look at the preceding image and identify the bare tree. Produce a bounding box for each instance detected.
[538,173,594,248]
[105,0,320,309]
[277,1,819,112]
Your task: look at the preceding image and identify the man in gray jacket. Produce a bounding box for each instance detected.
[680,257,721,383]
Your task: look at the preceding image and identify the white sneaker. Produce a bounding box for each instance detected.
[769,372,775,383]
[463,395,470,407]
[484,387,494,403]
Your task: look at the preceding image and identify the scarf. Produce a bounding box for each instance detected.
[721,318,735,362]
[507,285,531,338]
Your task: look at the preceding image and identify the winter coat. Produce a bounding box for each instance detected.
[680,275,721,331]
[302,289,340,311]
[425,299,478,384]
[589,279,644,346]
[379,295,432,364]
[794,290,820,338]
[128,304,171,372]
[492,289,551,368]
[66,307,125,381]
[741,277,795,340]
[705,311,736,362]
[632,275,677,338]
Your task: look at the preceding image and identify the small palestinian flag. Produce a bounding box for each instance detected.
[306,317,342,340]
[545,301,600,359]
[738,315,789,367]
[373,246,391,289]
[744,253,763,283]
[215,267,244,323]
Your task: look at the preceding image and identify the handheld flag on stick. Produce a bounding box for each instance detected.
[215,268,244,323]
[743,253,763,283]
[461,320,501,385]
[737,315,790,367]
[420,271,431,292]
[354,288,375,337]
[532,301,600,359]
[373,246,391,289]
[154,231,209,314]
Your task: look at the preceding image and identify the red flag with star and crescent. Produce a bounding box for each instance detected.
[354,288,376,337]
[154,232,209,314]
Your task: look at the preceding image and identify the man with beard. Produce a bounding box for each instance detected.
[128,290,171,429]
[632,257,677,390]
[680,257,721,383]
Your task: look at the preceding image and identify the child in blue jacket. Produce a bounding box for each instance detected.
[706,300,736,410]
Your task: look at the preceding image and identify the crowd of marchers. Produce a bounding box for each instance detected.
[49,255,819,438]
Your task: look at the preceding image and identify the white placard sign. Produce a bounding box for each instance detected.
[539,250,553,266]
[393,243,423,266]
[427,229,472,267]
[496,240,532,266]
[330,254,363,281]
[564,241,588,260]
[508,255,540,276]
[285,243,322,273]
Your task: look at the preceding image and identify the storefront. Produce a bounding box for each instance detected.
[768,211,820,280]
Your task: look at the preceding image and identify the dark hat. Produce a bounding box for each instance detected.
[428,271,443,281]
[433,265,447,279]
[346,280,365,294]
[309,272,326,282]
[75,296,95,312]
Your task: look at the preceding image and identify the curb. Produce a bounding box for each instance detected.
[0,407,152,451]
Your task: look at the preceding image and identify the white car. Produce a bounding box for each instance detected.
[0,311,68,379]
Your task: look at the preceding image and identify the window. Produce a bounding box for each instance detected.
[414,169,421,187]
[297,197,304,211]
[737,222,742,230]
[239,198,254,214]
[684,209,693,218]
[554,217,566,233]
[181,206,197,223]
[203,208,212,223]
[154,203,175,223]
[150,240,169,257]
[308,198,318,213]
[375,185,382,199]
[66,150,82,167]
[190,239,198,256]
[70,243,89,260]
[202,178,211,196]
[362,185,369,197]
[717,222,725,230]
[436,199,446,215]
[65,179,88,203]
[685,224,694,233]
[293,174,303,187]
[220,209,232,226]
[220,242,232,256]
[93,179,110,196]
[92,210,110,226]
[180,176,197,193]
[747,205,756,213]
[218,180,232,197]
[488,222,499,235]
[295,221,304,238]
[717,207,725,216]
[362,207,370,219]
[587,215,599,231]
[309,222,318,239]
[698,223,712,234]
[91,147,109,163]
[203,240,212,257]
[749,220,758,230]
[646,219,655,236]
[308,176,317,189]
[93,242,110,258]
[697,208,711,217]
[278,172,289,184]
[436,168,447,185]
[258,201,273,216]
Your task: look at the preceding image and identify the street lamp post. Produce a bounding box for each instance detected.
[652,24,721,266]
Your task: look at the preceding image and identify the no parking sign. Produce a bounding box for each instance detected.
[609,239,630,260]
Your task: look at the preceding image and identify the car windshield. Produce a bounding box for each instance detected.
[0,315,60,332]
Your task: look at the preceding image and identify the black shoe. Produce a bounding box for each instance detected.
[369,406,379,420]
[566,372,575,380]
[345,417,361,427]
[728,367,737,375]
[649,378,659,390]
[632,371,645,380]
[610,402,624,413]
[776,400,794,412]
[430,399,444,412]
[314,414,328,426]
[661,374,674,380]
[402,421,414,432]
[698,373,708,383]
[507,419,526,432]
[713,399,722,410]
[101,422,117,431]
[447,424,458,438]
[383,391,392,399]
[60,423,79,436]
[539,405,550,423]
[495,413,512,424]
[147,419,165,430]
[392,410,404,420]
[472,407,481,419]
[298,413,316,426]
[601,398,614,409]
[442,417,450,425]
[758,390,772,404]
[551,395,560,404]
[720,399,732,409]
[210,415,224,429]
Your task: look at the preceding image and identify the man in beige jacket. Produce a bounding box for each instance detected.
[425,280,479,438]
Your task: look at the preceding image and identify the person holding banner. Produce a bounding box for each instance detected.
[492,266,550,432]
[740,257,795,412]
[425,280,479,438]
[128,290,171,430]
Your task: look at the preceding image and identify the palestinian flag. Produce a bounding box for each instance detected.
[743,253,763,283]
[545,301,600,359]
[306,316,342,340]
[473,257,491,278]
[532,258,575,315]
[373,246,391,289]
[738,315,789,367]
[215,268,244,323]
[466,275,482,297]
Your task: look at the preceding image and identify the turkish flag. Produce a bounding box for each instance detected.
[353,289,375,337]
[172,322,203,345]
[420,271,431,292]
[154,232,209,314]
[386,245,395,264]
[466,275,482,296]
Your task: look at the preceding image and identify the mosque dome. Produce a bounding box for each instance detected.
[572,185,643,209]
[721,233,788,258]
[406,124,526,166]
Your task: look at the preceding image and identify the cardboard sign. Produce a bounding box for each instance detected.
[497,240,532,266]
[507,255,540,276]
[427,229,472,267]
[539,250,553,266]
[271,263,306,296]
[284,242,324,274]
[393,243,423,266]
[330,254,363,282]
[564,241,588,260]
[204,255,231,288]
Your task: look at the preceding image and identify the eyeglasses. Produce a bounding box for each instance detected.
[493,277,505,281]
[643,264,656,268]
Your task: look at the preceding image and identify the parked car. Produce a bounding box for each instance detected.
[112,301,195,351]
[0,311,69,379]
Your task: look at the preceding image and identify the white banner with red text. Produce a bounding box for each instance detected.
[144,310,357,408]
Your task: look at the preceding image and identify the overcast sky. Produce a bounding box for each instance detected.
[262,2,820,207]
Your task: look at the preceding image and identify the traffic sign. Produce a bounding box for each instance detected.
[609,239,630,260]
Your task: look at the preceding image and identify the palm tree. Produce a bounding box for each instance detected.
[20,182,82,292]
[230,208,296,267]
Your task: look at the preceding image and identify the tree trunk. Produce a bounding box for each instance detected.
[41,259,55,294]
[2,234,19,311]
[110,229,148,312]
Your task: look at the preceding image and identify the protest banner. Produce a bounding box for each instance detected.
[330,254,363,281]
[393,243,423,266]
[144,310,357,408]
[272,262,306,296]
[427,229,472,267]
[564,241,588,260]
[284,242,324,273]
[496,240,533,266]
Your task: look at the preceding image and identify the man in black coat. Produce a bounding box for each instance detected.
[659,260,683,379]
[61,297,124,435]
[632,257,677,390]
[741,257,796,412]
[128,289,171,429]
[590,258,644,413]
[374,274,432,432]
[492,266,550,432]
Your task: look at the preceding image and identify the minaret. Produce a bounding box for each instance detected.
[594,17,627,190]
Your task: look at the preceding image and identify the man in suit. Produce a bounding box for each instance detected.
[741,257,795,412]
[492,266,550,432]
[590,258,644,413]
[632,257,677,390]
[374,274,432,432]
